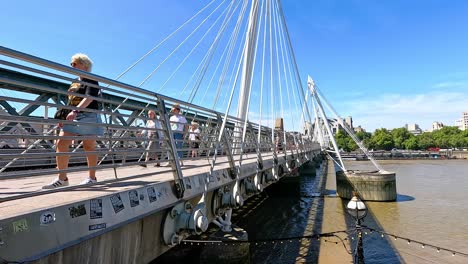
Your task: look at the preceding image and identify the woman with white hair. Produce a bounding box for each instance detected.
[43,53,103,189]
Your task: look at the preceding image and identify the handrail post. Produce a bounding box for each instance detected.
[248,123,264,169]
[156,96,185,199]
[216,114,236,170]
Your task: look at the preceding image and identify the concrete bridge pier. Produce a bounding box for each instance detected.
[335,162,397,201]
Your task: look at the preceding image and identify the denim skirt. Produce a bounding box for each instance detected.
[62,112,104,136]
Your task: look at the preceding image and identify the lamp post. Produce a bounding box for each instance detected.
[347,192,367,264]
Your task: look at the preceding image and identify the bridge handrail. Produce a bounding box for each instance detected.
[0,46,315,201]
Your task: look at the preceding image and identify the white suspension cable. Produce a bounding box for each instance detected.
[314,84,384,171]
[276,0,312,124]
[139,0,228,88]
[103,0,226,123]
[213,24,245,109]
[268,0,275,142]
[299,87,312,139]
[157,1,234,95]
[273,0,303,155]
[220,25,249,115]
[206,36,247,181]
[113,0,218,83]
[237,0,261,169]
[186,0,245,109]
[275,1,301,133]
[177,0,246,105]
[271,0,287,156]
[215,0,250,110]
[241,0,263,136]
[257,0,268,143]
[200,0,242,105]
[187,0,241,104]
[308,77,346,170]
[311,96,326,148]
[273,0,294,133]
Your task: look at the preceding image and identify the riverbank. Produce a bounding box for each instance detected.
[155,159,354,263]
[316,160,353,263]
[342,150,468,160]
[156,159,468,263]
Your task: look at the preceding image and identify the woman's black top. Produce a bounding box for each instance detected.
[69,78,100,110]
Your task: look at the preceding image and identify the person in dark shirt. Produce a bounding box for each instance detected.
[43,53,103,189]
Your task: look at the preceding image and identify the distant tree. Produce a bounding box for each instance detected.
[404,136,419,150]
[362,138,371,149]
[439,126,462,135]
[369,128,394,150]
[449,134,465,148]
[356,131,372,141]
[463,130,468,147]
[347,138,358,151]
[391,127,412,149]
[335,130,348,151]
[463,129,468,138]
[360,126,467,151]
[355,131,371,149]
[417,132,434,150]
[335,130,358,152]
[432,126,462,148]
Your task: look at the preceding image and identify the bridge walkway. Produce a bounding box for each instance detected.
[0,47,320,262]
[1,152,269,218]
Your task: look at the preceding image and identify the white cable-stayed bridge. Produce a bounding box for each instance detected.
[0,0,394,263]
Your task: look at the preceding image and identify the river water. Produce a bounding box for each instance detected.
[157,159,468,263]
[234,159,468,264]
[345,159,468,264]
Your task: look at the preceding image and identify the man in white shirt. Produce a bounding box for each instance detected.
[169,103,187,166]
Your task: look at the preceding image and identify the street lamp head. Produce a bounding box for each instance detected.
[346,192,367,220]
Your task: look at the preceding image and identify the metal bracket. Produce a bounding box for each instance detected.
[173,179,185,199]
[278,165,285,178]
[214,187,234,215]
[271,157,280,181]
[254,169,264,192]
[212,185,243,217]
[243,177,257,196]
[289,159,296,170]
[227,167,237,180]
[265,170,275,183]
[257,161,263,171]
[162,201,209,246]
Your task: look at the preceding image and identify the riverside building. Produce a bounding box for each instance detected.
[455,111,468,130]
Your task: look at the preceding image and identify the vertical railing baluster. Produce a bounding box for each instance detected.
[217,114,236,170]
[156,96,185,199]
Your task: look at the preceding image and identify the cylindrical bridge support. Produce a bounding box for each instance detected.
[162,202,209,246]
[212,186,243,217]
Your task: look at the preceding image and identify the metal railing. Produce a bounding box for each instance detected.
[0,46,315,200]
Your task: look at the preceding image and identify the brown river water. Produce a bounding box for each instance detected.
[157,159,468,263]
[343,159,468,264]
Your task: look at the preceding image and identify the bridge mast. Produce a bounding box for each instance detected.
[237,0,260,121]
[308,76,347,171]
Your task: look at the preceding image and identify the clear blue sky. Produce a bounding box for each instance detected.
[2,0,468,132]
